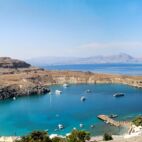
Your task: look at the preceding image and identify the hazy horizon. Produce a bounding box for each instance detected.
[0,0,142,59]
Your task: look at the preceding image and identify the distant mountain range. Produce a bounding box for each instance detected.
[27,53,142,66]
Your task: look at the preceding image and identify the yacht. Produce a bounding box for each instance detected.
[58,124,64,130]
[80,96,86,102]
[55,90,62,95]
[63,83,69,88]
[109,114,118,118]
[79,123,84,128]
[86,89,91,93]
[113,93,124,97]
[13,97,16,100]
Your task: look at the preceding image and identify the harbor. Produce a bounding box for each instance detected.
[98,115,132,127]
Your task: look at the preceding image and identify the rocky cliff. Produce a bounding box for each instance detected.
[0,57,31,68]
[0,57,142,100]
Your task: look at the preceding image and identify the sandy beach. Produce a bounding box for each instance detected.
[0,136,20,142]
[89,135,142,142]
[0,135,142,142]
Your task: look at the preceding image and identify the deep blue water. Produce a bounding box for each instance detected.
[0,84,142,136]
[42,64,142,76]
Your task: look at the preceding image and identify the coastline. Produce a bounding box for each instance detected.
[1,134,142,142]
[0,67,142,100]
[0,59,142,141]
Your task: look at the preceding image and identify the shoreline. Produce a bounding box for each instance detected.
[0,133,142,142]
[0,67,142,100]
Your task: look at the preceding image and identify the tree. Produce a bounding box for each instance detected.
[16,131,52,142]
[132,116,142,126]
[66,129,90,142]
[103,133,113,141]
[52,137,66,142]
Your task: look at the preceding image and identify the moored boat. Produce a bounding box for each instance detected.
[85,89,92,93]
[63,83,69,88]
[90,124,95,128]
[58,124,64,130]
[55,90,62,95]
[109,114,118,118]
[113,93,124,97]
[79,123,84,128]
[80,96,86,102]
[13,97,16,100]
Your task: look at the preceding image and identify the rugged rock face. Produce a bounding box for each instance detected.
[0,85,50,100]
[46,70,142,88]
[0,57,142,100]
[0,57,31,68]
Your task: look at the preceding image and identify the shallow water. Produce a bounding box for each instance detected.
[0,84,142,136]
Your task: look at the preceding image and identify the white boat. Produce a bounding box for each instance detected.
[105,121,109,124]
[109,114,118,118]
[58,124,64,130]
[45,129,49,132]
[79,123,84,128]
[54,129,58,132]
[113,93,124,97]
[86,89,91,93]
[13,97,16,100]
[90,125,95,128]
[80,96,86,102]
[55,90,62,95]
[49,92,52,95]
[56,114,60,117]
[63,84,69,88]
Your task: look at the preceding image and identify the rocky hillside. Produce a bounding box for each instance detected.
[0,57,31,68]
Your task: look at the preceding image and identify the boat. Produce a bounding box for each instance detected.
[79,123,84,128]
[54,129,58,132]
[105,121,109,124]
[55,90,62,95]
[56,114,60,117]
[90,125,95,128]
[13,97,16,100]
[49,92,52,95]
[58,124,64,130]
[45,129,49,132]
[85,89,91,93]
[80,96,86,102]
[63,83,69,88]
[113,93,125,97]
[109,114,118,118]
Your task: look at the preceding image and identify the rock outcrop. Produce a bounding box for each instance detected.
[0,85,50,100]
[0,57,31,68]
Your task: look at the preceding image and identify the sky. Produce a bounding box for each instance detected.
[0,0,142,59]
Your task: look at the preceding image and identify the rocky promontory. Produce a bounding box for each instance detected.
[0,57,142,100]
[0,57,31,68]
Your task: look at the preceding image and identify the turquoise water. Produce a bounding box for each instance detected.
[0,84,142,136]
[42,64,142,75]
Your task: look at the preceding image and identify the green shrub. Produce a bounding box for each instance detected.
[103,133,113,141]
[132,116,142,126]
[66,129,90,142]
[52,137,66,142]
[15,131,52,142]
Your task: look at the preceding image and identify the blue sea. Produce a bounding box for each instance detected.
[0,84,142,136]
[42,64,142,76]
[0,64,142,136]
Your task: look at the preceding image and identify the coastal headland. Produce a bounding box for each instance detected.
[0,57,142,100]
